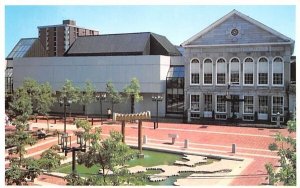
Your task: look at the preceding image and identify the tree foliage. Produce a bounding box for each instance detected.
[79,80,95,117]
[38,148,65,172]
[265,119,296,186]
[123,77,143,113]
[60,79,80,103]
[106,81,123,114]
[65,121,145,186]
[5,157,41,185]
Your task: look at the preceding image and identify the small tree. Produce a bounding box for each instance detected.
[5,156,41,185]
[106,81,122,115]
[35,82,55,130]
[265,118,296,185]
[60,80,80,116]
[79,80,95,118]
[9,87,33,125]
[38,148,65,172]
[73,129,144,185]
[123,77,143,114]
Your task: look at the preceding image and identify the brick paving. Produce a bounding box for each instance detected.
[5,119,293,186]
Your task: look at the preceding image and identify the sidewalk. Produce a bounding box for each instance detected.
[6,120,289,186]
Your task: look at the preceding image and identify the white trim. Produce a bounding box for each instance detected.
[202,58,213,85]
[190,58,200,85]
[190,94,201,112]
[243,57,254,86]
[215,95,227,113]
[216,57,227,86]
[243,95,255,115]
[271,96,284,115]
[257,56,269,86]
[271,56,284,87]
[229,57,241,86]
[181,10,294,46]
[182,42,293,48]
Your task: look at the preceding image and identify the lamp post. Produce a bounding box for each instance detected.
[61,132,87,174]
[96,93,107,125]
[59,97,72,134]
[224,84,244,123]
[152,95,163,129]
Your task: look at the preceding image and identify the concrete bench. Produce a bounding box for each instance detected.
[168,134,179,144]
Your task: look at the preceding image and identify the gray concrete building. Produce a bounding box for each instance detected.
[181,10,294,123]
[10,32,183,117]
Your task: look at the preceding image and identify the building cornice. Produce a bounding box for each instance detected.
[183,42,293,48]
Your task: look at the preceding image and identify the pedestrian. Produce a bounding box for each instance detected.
[107,108,112,119]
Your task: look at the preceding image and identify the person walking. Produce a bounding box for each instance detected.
[107,108,112,119]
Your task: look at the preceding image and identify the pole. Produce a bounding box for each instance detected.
[72,147,76,174]
[156,100,158,129]
[121,121,125,143]
[138,120,142,154]
[64,97,67,134]
[100,99,103,125]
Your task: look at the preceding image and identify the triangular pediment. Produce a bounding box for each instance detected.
[181,10,294,46]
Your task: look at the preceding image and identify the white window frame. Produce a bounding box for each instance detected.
[257,56,269,86]
[190,94,200,112]
[215,95,227,113]
[272,96,284,115]
[203,94,213,111]
[229,57,240,86]
[243,95,254,114]
[216,58,227,86]
[203,58,213,85]
[272,56,284,87]
[243,57,254,86]
[190,58,200,85]
[258,96,268,114]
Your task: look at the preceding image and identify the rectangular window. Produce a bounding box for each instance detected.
[230,73,239,84]
[217,73,225,84]
[216,95,226,113]
[244,96,254,114]
[231,95,240,113]
[273,73,283,85]
[258,73,268,85]
[204,94,212,111]
[244,73,253,85]
[259,96,268,114]
[191,74,199,84]
[191,95,200,111]
[204,74,212,84]
[272,96,283,114]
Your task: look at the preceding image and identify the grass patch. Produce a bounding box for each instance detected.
[127,150,182,167]
[56,149,182,176]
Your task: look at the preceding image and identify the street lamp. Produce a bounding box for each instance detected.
[61,132,87,174]
[96,93,107,125]
[224,84,244,123]
[59,97,72,134]
[152,95,163,129]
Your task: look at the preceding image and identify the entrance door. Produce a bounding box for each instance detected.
[230,95,240,118]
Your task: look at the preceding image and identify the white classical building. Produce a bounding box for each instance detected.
[181,10,294,123]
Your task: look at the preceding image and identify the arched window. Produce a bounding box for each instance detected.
[216,58,226,85]
[257,57,269,85]
[203,58,213,85]
[243,57,254,85]
[272,57,284,86]
[230,57,240,85]
[190,58,200,85]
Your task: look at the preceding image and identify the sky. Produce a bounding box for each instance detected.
[5,5,296,56]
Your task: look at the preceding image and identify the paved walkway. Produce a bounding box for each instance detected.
[5,120,293,186]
